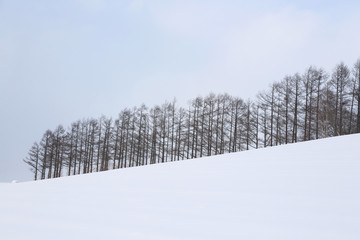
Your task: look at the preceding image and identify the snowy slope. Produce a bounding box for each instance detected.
[1,134,360,240]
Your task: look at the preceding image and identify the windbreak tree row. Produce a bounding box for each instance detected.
[24,60,360,180]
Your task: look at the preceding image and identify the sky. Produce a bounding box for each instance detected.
[1,0,360,182]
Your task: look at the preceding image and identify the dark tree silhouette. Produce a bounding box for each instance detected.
[24,59,360,180]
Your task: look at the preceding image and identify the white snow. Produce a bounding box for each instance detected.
[1,134,360,240]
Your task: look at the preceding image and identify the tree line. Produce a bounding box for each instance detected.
[24,60,360,180]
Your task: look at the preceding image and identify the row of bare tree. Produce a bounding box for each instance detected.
[24,60,360,180]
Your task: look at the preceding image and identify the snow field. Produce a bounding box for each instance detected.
[1,134,360,240]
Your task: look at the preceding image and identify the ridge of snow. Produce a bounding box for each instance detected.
[1,134,359,240]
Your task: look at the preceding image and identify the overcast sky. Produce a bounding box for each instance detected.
[1,0,360,182]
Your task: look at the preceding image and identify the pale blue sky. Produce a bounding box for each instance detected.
[1,0,360,182]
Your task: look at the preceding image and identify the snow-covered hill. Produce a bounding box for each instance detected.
[1,134,360,240]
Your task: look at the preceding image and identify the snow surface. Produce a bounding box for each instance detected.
[1,134,360,240]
